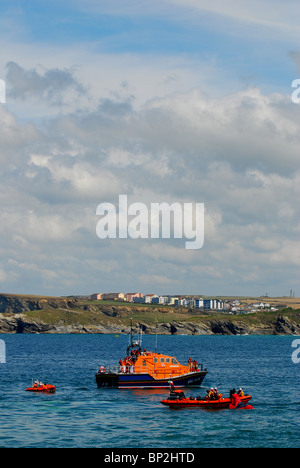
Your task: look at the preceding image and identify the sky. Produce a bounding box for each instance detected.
[0,0,299,297]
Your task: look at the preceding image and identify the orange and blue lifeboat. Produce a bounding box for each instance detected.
[95,337,207,389]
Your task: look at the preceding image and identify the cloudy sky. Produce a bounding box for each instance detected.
[0,0,299,297]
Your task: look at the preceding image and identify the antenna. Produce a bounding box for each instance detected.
[126,318,133,356]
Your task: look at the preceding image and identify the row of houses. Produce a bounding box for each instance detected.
[90,292,126,301]
[90,292,225,310]
[229,299,278,314]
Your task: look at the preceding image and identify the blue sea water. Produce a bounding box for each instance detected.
[0,333,299,448]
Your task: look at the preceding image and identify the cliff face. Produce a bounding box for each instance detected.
[138,316,300,336]
[0,313,299,335]
[0,293,299,335]
[0,313,56,333]
[0,294,77,314]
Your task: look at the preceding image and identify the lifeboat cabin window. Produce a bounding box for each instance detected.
[165,358,170,363]
[153,357,158,363]
[171,358,179,365]
[160,358,165,363]
[142,360,147,366]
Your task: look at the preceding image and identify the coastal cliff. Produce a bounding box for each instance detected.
[0,294,77,314]
[0,293,299,335]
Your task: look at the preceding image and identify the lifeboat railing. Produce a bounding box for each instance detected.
[97,364,204,379]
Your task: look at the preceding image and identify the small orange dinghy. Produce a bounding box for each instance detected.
[26,380,56,394]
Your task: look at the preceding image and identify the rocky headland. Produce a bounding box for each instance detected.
[0,293,299,335]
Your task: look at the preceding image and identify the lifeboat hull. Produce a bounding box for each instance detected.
[26,385,56,394]
[161,394,252,409]
[96,370,207,389]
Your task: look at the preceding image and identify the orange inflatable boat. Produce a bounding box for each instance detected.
[26,382,56,393]
[161,390,253,409]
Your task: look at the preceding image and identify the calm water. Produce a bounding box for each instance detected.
[0,334,299,448]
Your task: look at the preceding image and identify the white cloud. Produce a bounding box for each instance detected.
[0,55,299,296]
[6,61,85,104]
[0,0,299,297]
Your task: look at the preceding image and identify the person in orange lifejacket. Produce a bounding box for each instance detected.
[188,357,193,371]
[206,388,214,400]
[213,388,223,399]
[120,360,126,373]
[123,356,132,372]
[192,359,198,371]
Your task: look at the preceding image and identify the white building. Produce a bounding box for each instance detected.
[194,298,204,308]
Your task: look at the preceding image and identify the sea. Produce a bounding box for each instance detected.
[0,333,299,449]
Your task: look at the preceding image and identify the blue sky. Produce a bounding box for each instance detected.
[1,0,298,90]
[0,1,299,297]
